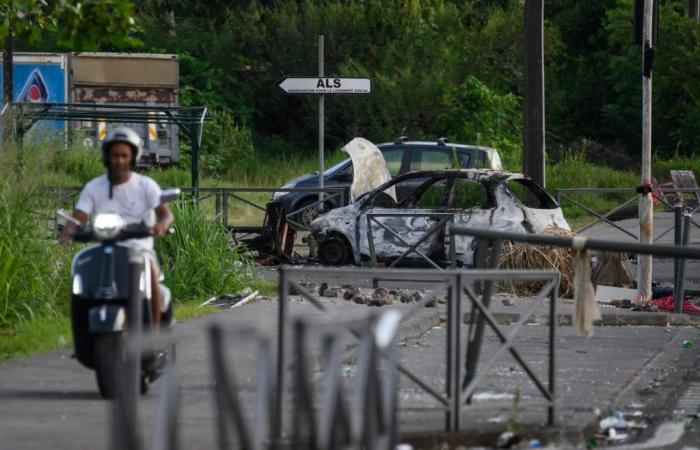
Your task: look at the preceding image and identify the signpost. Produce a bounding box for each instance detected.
[279,35,371,200]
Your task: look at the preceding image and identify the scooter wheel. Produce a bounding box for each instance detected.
[94,334,124,400]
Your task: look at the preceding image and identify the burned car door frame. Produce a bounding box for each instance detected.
[355,172,452,264]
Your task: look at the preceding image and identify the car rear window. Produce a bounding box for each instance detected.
[506,179,558,209]
[409,149,451,171]
[451,178,492,209]
[382,148,404,176]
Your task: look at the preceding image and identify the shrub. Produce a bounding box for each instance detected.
[155,202,256,302]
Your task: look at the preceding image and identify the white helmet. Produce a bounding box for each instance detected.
[101,127,144,168]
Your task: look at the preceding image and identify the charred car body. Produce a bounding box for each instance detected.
[309,169,570,266]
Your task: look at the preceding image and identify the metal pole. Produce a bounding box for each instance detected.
[548,286,557,426]
[452,273,462,431]
[445,278,454,431]
[318,34,325,203]
[674,199,683,313]
[523,0,546,190]
[637,0,654,301]
[675,211,691,313]
[274,267,287,444]
[191,127,200,195]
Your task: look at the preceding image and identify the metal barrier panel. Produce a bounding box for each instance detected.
[555,187,700,241]
[276,266,560,434]
[364,212,455,269]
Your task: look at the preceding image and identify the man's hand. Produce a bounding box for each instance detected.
[152,222,170,237]
[57,210,88,244]
[58,222,77,245]
[153,203,174,238]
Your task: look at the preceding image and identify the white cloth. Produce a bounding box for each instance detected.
[75,173,162,251]
[342,137,396,203]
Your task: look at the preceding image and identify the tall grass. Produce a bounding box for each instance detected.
[0,141,73,330]
[155,202,256,302]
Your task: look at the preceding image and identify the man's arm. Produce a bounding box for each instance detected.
[153,203,174,237]
[58,209,89,244]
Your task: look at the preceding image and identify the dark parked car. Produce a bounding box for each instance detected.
[271,137,502,226]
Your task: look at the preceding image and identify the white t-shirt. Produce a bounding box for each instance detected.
[75,173,162,250]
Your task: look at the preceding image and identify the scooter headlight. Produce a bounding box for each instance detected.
[93,214,125,240]
[72,274,83,296]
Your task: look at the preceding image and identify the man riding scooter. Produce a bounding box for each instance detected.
[59,127,174,332]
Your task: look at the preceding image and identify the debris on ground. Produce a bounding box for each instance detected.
[289,282,446,308]
[592,252,635,287]
[595,285,637,304]
[593,409,650,445]
[199,288,259,308]
[498,226,580,297]
[495,430,521,448]
[652,296,700,314]
[597,411,630,443]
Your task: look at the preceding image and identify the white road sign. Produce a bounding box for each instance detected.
[279,77,371,95]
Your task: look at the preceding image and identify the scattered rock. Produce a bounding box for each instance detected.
[343,288,357,300]
[371,287,394,306]
[318,282,329,296]
[324,287,344,298]
[352,294,369,305]
[399,292,414,304]
[290,282,319,296]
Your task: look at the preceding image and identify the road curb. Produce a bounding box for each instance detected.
[396,309,442,342]
[462,311,700,327]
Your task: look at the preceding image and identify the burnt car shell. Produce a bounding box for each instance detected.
[310,169,570,266]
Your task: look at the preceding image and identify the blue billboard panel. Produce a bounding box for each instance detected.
[0,55,67,131]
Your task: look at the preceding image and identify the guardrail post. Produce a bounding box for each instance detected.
[222,190,229,228]
[674,210,692,313]
[548,284,557,426]
[674,197,683,313]
[215,190,221,225]
[274,267,287,445]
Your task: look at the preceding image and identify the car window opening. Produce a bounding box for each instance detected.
[506,179,558,209]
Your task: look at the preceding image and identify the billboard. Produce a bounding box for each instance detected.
[0,53,68,131]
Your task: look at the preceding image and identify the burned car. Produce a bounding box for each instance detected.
[310,169,570,266]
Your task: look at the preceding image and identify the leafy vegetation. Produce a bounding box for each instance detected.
[0,139,260,360]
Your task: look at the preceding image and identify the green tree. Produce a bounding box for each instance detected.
[1,0,139,106]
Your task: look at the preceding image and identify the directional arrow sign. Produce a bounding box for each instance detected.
[279,77,371,95]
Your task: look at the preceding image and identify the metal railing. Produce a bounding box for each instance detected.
[365,212,455,270]
[555,187,700,241]
[450,225,700,311]
[277,266,559,433]
[107,264,560,449]
[44,185,346,258]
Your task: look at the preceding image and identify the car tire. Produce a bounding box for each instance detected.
[292,197,333,228]
[319,235,351,266]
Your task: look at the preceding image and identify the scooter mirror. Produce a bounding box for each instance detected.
[160,188,181,203]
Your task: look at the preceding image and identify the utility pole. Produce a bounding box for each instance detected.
[638,0,654,301]
[523,0,545,189]
[318,34,325,202]
[688,0,700,20]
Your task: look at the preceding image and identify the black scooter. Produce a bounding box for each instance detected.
[58,188,179,399]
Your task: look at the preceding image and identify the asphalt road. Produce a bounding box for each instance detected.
[1,283,700,449]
